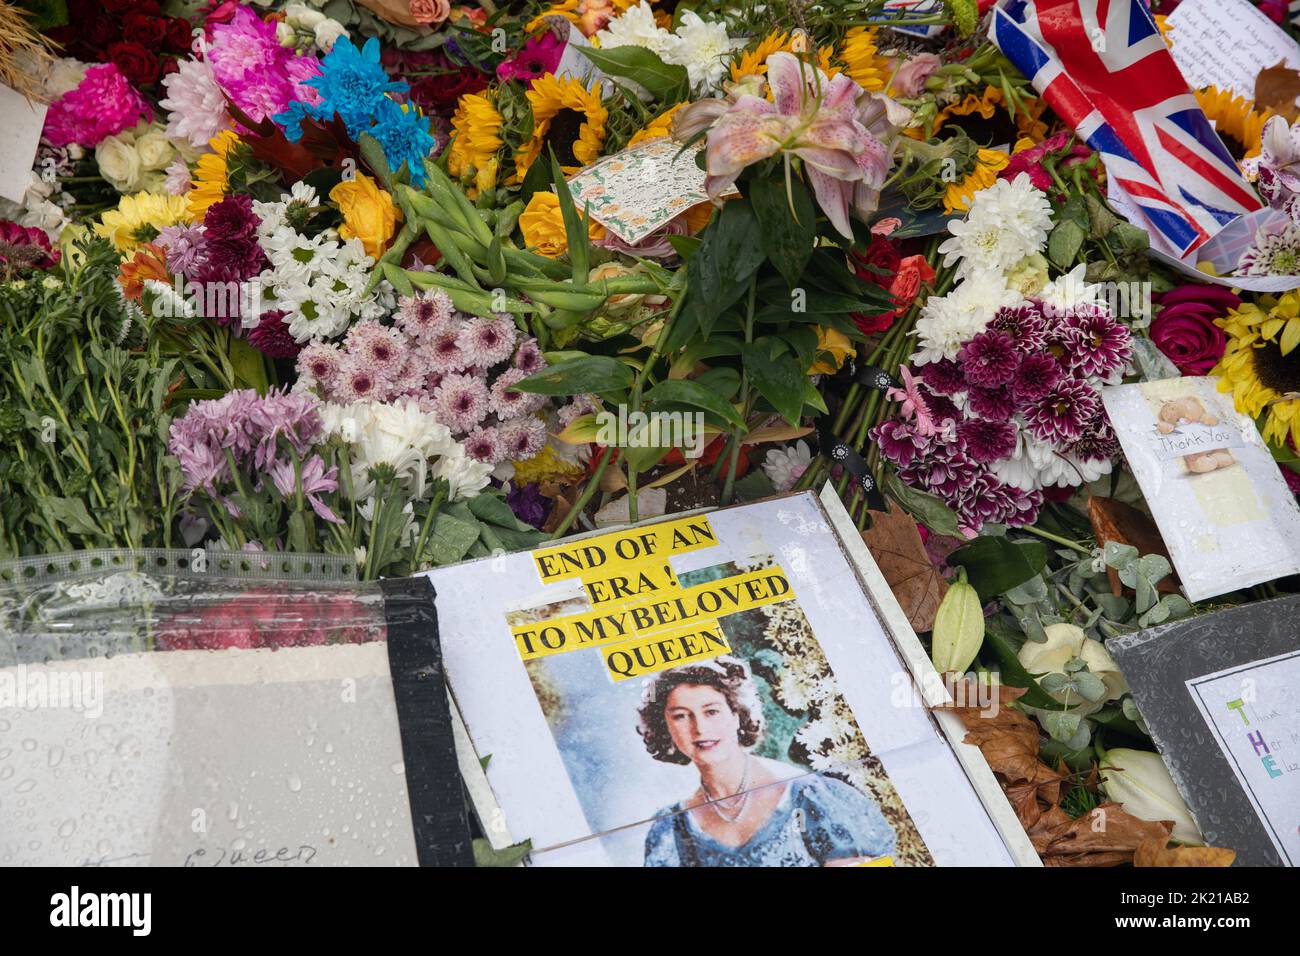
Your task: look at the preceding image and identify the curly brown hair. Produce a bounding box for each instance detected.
[636,656,765,765]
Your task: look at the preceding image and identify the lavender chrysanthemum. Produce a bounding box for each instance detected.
[345,319,408,382]
[458,315,518,368]
[431,372,490,434]
[425,325,470,372]
[464,425,502,464]
[514,337,546,375]
[497,416,548,461]
[490,367,547,419]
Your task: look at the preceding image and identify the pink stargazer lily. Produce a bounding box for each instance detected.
[701,52,911,239]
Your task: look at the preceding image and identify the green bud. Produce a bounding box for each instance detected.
[930,568,985,675]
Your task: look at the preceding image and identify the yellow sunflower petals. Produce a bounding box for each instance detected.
[1283,318,1300,356]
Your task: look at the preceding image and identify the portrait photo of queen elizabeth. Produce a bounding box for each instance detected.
[636,655,897,867]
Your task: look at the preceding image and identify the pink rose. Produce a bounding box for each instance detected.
[890,52,941,98]
[409,0,450,25]
[1149,285,1239,375]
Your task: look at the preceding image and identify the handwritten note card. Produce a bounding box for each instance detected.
[1188,651,1300,865]
[1166,0,1300,100]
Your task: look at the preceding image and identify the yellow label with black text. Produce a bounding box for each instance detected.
[602,620,729,681]
[531,515,718,584]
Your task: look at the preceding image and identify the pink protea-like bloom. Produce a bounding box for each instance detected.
[458,315,518,368]
[956,417,1017,464]
[967,385,1015,422]
[490,367,547,420]
[498,416,548,461]
[988,303,1049,353]
[345,319,408,383]
[298,341,345,392]
[464,426,502,464]
[958,330,1020,388]
[159,57,233,150]
[425,325,470,372]
[1063,305,1131,380]
[268,454,342,524]
[395,290,455,342]
[514,337,546,375]
[431,372,490,434]
[43,63,152,148]
[700,52,909,239]
[1010,352,1063,403]
[918,358,966,396]
[1025,378,1100,444]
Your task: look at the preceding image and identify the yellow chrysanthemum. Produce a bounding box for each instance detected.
[1196,86,1271,161]
[95,192,190,255]
[512,443,585,484]
[729,30,837,83]
[628,103,684,147]
[514,73,608,183]
[837,26,889,93]
[943,148,1010,214]
[186,129,239,221]
[1215,293,1300,448]
[447,91,504,197]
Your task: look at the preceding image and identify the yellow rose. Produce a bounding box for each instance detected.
[519,191,603,258]
[809,326,854,374]
[330,173,401,260]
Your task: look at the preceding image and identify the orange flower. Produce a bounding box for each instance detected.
[117,244,170,301]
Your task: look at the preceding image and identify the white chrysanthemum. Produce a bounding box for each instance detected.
[911,270,1020,365]
[159,58,231,151]
[431,443,494,500]
[989,431,1110,491]
[938,173,1053,277]
[1036,263,1102,317]
[595,2,677,56]
[340,398,456,499]
[663,11,742,94]
[761,440,811,492]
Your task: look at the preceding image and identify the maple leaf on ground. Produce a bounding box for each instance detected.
[862,499,948,631]
[1134,838,1236,867]
[1087,496,1178,595]
[1037,802,1173,867]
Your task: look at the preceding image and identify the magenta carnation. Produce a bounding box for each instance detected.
[43,63,152,148]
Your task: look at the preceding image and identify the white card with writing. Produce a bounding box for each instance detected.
[0,84,47,205]
[1187,650,1300,865]
[1102,376,1300,601]
[1166,0,1300,101]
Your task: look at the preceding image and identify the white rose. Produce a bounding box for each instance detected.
[135,127,175,172]
[313,19,348,50]
[275,20,297,46]
[45,57,89,99]
[95,135,143,193]
[1017,622,1127,716]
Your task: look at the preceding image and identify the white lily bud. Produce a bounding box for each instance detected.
[1100,748,1203,845]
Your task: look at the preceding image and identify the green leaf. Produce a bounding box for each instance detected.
[467,492,526,530]
[473,837,533,868]
[228,335,269,394]
[550,150,588,283]
[423,511,481,566]
[645,379,745,428]
[1047,219,1086,270]
[742,339,805,425]
[881,469,962,537]
[514,356,634,395]
[748,174,816,288]
[688,199,766,336]
[948,537,1048,603]
[577,45,689,102]
[37,496,102,538]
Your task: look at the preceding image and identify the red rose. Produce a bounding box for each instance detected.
[108,41,161,87]
[851,234,902,289]
[86,15,120,48]
[165,17,193,53]
[122,13,167,46]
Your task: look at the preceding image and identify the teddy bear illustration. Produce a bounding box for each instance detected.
[1155,396,1235,474]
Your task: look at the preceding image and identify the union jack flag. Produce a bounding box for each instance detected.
[990,0,1262,256]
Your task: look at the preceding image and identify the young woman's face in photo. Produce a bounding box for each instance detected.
[663,684,741,766]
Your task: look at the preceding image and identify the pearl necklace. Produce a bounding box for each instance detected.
[702,755,751,824]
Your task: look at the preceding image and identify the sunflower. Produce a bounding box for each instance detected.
[1196,86,1271,161]
[1215,293,1300,448]
[447,91,504,196]
[95,193,190,255]
[514,73,607,183]
[837,26,889,93]
[729,30,837,83]
[943,148,1010,214]
[186,129,240,221]
[925,86,1048,143]
[628,103,684,147]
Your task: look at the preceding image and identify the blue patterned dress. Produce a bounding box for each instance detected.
[643,774,897,867]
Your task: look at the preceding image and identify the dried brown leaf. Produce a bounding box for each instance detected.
[1134,838,1237,867]
[1256,61,1300,122]
[1088,496,1178,595]
[861,500,948,631]
[1038,802,1173,866]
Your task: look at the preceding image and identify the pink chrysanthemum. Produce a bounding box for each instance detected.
[345,319,408,382]
[464,426,503,464]
[498,416,548,461]
[424,326,470,372]
[1063,305,1131,380]
[458,315,518,368]
[490,367,547,419]
[956,417,1017,464]
[43,63,152,148]
[431,372,490,434]
[872,420,932,468]
[1025,379,1100,444]
[1010,352,1063,403]
[159,58,233,151]
[395,290,455,342]
[513,336,546,374]
[334,356,384,404]
[958,330,1020,388]
[298,341,345,392]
